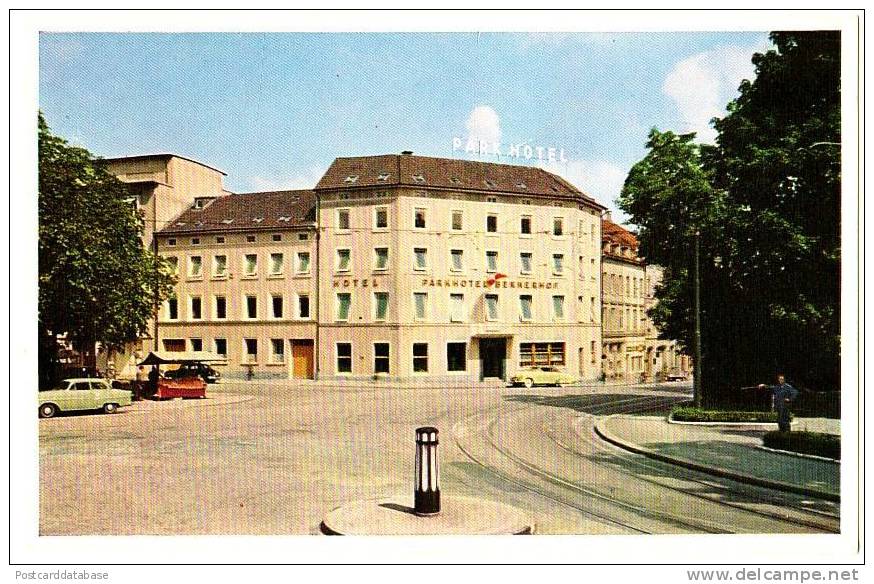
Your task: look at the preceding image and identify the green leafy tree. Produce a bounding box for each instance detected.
[620,31,840,402]
[38,112,175,385]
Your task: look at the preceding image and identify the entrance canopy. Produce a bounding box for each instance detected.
[138,351,225,366]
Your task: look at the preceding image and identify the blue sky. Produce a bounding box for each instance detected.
[39,31,771,222]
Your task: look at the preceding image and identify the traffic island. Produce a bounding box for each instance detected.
[320,495,533,535]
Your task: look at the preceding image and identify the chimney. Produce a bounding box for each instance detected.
[603,210,612,222]
[401,150,413,155]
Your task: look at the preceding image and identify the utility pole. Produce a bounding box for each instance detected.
[693,230,703,407]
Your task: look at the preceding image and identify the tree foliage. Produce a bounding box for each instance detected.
[38,112,175,383]
[619,32,840,401]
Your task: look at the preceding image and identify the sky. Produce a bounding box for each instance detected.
[39,31,773,224]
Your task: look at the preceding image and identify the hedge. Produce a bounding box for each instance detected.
[671,407,782,423]
[763,431,840,460]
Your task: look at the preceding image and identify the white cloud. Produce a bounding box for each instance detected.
[464,105,502,145]
[246,164,327,192]
[541,158,631,224]
[662,41,772,143]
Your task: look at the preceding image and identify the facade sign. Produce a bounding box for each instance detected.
[452,137,568,163]
[421,278,560,290]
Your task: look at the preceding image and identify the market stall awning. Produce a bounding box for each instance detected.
[138,351,226,365]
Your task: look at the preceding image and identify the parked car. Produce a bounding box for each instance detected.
[163,362,221,384]
[510,366,578,388]
[665,370,689,382]
[38,378,132,418]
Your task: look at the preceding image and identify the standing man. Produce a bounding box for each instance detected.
[759,374,800,432]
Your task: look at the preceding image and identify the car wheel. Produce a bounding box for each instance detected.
[103,403,119,414]
[524,378,534,389]
[39,404,57,419]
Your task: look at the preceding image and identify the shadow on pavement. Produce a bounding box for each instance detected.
[504,393,683,416]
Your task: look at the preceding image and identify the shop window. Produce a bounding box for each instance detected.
[413,343,428,373]
[447,342,466,372]
[519,342,566,367]
[374,343,390,374]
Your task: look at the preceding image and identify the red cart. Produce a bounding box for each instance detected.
[138,351,224,400]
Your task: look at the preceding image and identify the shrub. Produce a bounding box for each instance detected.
[671,407,781,423]
[763,431,840,460]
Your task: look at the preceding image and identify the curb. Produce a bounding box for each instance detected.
[667,417,786,429]
[756,445,840,464]
[594,416,839,502]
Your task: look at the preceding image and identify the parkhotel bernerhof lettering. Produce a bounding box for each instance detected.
[452,137,568,163]
[332,275,560,290]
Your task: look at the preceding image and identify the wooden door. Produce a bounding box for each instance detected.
[290,340,315,379]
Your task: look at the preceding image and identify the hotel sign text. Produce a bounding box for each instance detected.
[332,278,560,290]
[452,137,568,163]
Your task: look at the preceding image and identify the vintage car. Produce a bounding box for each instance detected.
[38,378,133,418]
[510,366,579,388]
[164,362,221,384]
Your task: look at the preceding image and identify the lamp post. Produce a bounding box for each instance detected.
[693,230,703,407]
[414,427,440,515]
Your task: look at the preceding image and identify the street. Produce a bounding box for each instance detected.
[39,381,839,535]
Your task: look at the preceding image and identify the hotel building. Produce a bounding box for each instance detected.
[145,152,606,382]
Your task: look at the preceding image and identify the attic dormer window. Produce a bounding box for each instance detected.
[449,177,461,184]
[252,217,264,223]
[377,173,390,181]
[278,216,291,222]
[550,186,559,193]
[516,182,527,189]
[175,222,186,226]
[344,175,359,184]
[222,219,234,224]
[484,179,497,188]
[411,174,425,183]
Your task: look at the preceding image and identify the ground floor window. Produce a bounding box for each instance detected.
[447,342,466,372]
[244,338,258,363]
[214,338,227,358]
[189,338,203,352]
[520,342,565,367]
[163,339,185,352]
[271,339,285,363]
[374,342,390,374]
[337,343,352,373]
[413,343,428,372]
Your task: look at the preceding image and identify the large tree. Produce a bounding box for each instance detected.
[38,112,175,385]
[620,31,841,402]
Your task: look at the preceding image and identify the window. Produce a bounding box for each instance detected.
[336,343,352,374]
[271,339,285,363]
[336,293,351,321]
[553,295,565,320]
[450,293,464,322]
[167,297,178,320]
[298,233,309,241]
[298,294,310,319]
[486,250,498,273]
[337,209,350,230]
[485,294,499,320]
[246,295,258,319]
[374,206,388,229]
[191,237,200,245]
[451,210,463,231]
[520,215,532,235]
[215,296,227,320]
[190,296,202,320]
[167,238,177,246]
[336,249,351,272]
[413,248,427,271]
[447,342,466,372]
[244,254,257,276]
[190,338,203,352]
[486,214,498,233]
[246,235,256,243]
[486,195,498,202]
[520,252,532,275]
[214,338,227,358]
[414,208,426,229]
[553,253,564,275]
[450,249,463,272]
[188,256,202,278]
[272,233,282,242]
[166,256,179,275]
[520,295,533,321]
[374,247,389,271]
[213,255,228,277]
[244,339,258,363]
[591,340,596,364]
[520,342,566,367]
[374,292,389,321]
[270,253,284,275]
[553,217,564,236]
[296,252,311,274]
[374,343,390,374]
[272,295,283,319]
[413,343,428,373]
[216,236,225,244]
[413,292,427,320]
[590,297,596,322]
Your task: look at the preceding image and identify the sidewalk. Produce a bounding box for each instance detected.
[593,415,840,501]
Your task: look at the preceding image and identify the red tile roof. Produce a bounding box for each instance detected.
[602,219,641,261]
[316,153,604,208]
[160,190,316,235]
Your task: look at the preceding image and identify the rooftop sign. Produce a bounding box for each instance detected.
[452,137,568,163]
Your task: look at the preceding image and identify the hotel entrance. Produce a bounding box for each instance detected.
[288,339,315,380]
[478,337,507,381]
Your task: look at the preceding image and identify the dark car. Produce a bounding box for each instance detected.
[163,363,221,384]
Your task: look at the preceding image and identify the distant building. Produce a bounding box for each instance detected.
[601,217,689,381]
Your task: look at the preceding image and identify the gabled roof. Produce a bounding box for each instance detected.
[602,219,641,262]
[159,190,316,235]
[101,153,227,176]
[316,153,604,208]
